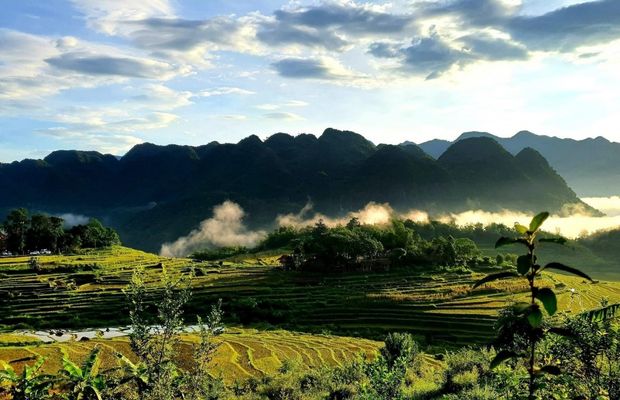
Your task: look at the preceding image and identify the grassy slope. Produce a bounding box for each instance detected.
[1,246,619,348]
[480,241,620,281]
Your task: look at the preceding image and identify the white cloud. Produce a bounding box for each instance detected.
[38,129,143,155]
[34,110,179,154]
[276,202,428,228]
[583,196,620,217]
[198,87,256,97]
[214,114,248,121]
[45,51,182,79]
[255,103,280,111]
[70,0,174,35]
[263,112,305,121]
[0,29,187,106]
[255,100,309,110]
[126,84,193,110]
[437,206,620,238]
[284,100,309,107]
[160,201,267,257]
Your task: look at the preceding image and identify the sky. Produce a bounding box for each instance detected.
[1,0,620,162]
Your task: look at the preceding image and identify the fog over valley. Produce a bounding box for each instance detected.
[160,196,620,257]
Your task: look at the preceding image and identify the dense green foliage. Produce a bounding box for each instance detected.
[0,208,120,255]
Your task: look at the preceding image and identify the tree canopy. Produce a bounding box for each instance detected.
[0,208,120,255]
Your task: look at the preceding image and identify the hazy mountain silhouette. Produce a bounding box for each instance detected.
[0,129,593,251]
[419,131,620,196]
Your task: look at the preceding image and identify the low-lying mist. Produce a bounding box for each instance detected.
[56,213,90,228]
[160,201,267,258]
[276,202,429,228]
[159,196,620,257]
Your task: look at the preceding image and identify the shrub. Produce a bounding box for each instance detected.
[381,332,419,369]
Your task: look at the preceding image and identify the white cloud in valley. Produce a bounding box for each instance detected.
[160,201,267,257]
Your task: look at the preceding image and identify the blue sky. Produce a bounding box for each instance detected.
[1,0,619,162]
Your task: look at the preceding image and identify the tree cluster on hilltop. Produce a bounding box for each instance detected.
[253,218,484,272]
[0,208,120,255]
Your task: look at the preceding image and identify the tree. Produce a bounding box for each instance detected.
[380,332,418,369]
[49,216,65,253]
[66,218,120,250]
[0,228,6,253]
[27,214,52,251]
[124,267,190,400]
[3,208,29,254]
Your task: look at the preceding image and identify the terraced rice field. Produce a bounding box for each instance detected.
[1,246,619,346]
[0,328,381,383]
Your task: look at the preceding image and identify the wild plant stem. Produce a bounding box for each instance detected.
[528,244,536,400]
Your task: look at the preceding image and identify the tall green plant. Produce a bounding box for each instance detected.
[124,267,191,400]
[473,212,594,399]
[60,346,106,400]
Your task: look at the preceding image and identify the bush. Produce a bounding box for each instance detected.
[381,333,419,368]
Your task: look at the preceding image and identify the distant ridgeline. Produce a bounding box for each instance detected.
[419,130,620,196]
[0,128,597,252]
[0,208,120,255]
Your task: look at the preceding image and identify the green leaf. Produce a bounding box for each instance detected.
[82,346,101,377]
[517,255,532,275]
[539,237,567,246]
[529,212,550,232]
[535,288,558,316]
[539,365,561,375]
[62,355,82,379]
[542,262,593,282]
[514,223,528,235]
[472,271,519,289]
[528,307,543,328]
[495,237,529,249]
[490,350,519,369]
[583,303,620,322]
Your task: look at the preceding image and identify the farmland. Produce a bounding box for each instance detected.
[1,241,619,398]
[0,328,382,383]
[1,246,618,347]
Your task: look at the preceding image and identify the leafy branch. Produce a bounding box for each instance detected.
[473,212,593,399]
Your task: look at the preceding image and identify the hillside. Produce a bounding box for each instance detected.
[419,130,620,196]
[1,246,618,344]
[0,129,592,252]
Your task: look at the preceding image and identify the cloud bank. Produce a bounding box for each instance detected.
[160,197,620,258]
[276,197,620,239]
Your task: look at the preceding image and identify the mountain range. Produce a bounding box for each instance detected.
[0,128,595,252]
[418,131,620,196]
